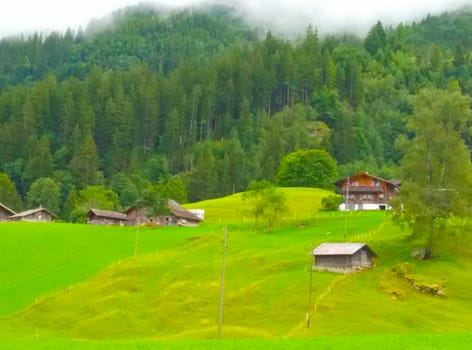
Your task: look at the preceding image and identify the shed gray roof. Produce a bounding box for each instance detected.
[311,243,377,257]
[88,209,127,221]
[10,207,55,218]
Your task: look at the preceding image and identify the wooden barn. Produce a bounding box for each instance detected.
[0,202,16,222]
[87,209,128,226]
[124,207,157,226]
[125,200,203,227]
[311,243,377,273]
[158,200,202,226]
[335,172,400,210]
[9,207,55,222]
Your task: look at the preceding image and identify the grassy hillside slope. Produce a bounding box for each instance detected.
[1,187,472,344]
[0,223,204,316]
[184,187,333,223]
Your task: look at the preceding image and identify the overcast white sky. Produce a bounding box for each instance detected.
[1,0,472,38]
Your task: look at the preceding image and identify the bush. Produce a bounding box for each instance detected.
[321,194,343,211]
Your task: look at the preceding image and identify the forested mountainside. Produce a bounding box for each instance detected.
[1,4,472,219]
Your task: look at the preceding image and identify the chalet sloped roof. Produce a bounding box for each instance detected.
[167,200,202,222]
[311,243,377,257]
[335,172,400,188]
[0,202,16,215]
[88,209,127,221]
[10,207,55,218]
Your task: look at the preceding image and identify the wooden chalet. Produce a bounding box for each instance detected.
[9,207,55,222]
[87,209,128,226]
[335,172,400,210]
[125,200,203,227]
[0,202,16,222]
[311,243,377,273]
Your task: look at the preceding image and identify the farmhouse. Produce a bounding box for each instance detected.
[311,243,377,273]
[335,172,400,210]
[124,207,157,226]
[86,209,128,226]
[9,207,55,222]
[0,202,16,222]
[125,200,202,227]
[159,200,202,226]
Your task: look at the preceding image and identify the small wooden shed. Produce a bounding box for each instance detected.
[86,209,128,226]
[0,202,16,222]
[9,207,55,222]
[311,243,377,273]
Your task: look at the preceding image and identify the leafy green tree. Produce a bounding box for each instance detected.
[0,172,23,211]
[69,185,119,222]
[321,194,344,211]
[242,180,287,232]
[142,155,170,183]
[26,177,60,214]
[111,173,139,208]
[397,83,472,258]
[276,149,337,190]
[155,177,188,204]
[137,186,169,217]
[3,159,28,197]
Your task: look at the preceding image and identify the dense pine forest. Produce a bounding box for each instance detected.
[1,4,472,220]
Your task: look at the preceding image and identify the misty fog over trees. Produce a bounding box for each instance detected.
[1,4,472,220]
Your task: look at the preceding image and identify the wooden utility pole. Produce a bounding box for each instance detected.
[306,244,314,328]
[344,176,350,241]
[218,225,228,338]
[134,228,139,257]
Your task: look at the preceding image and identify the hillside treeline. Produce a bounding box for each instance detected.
[1,5,472,219]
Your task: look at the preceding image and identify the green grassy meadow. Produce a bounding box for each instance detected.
[1,187,472,348]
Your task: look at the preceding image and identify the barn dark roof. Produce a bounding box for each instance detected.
[87,209,127,221]
[312,243,377,257]
[10,207,55,218]
[168,200,202,222]
[0,202,16,215]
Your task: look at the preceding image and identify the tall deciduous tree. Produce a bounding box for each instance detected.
[397,83,472,257]
[275,149,337,190]
[26,177,61,214]
[69,185,119,222]
[0,172,23,211]
[242,180,287,232]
